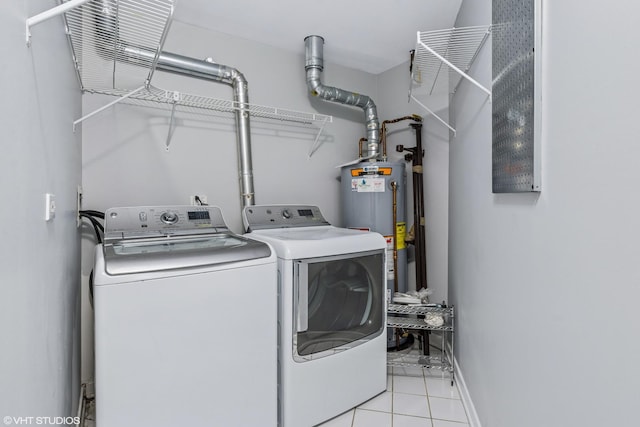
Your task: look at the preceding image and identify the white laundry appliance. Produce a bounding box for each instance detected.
[93,205,277,427]
[243,205,387,427]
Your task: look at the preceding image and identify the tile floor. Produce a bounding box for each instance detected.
[83,343,468,427]
[317,364,468,427]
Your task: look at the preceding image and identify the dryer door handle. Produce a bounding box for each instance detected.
[296,262,309,332]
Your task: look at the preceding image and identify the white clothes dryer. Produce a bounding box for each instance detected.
[93,205,277,427]
[243,205,387,427]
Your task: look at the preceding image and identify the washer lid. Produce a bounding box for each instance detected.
[102,233,272,276]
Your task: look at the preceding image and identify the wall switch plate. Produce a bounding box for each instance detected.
[45,193,56,221]
[76,186,83,227]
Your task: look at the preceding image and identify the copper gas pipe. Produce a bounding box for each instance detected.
[380,115,423,159]
[358,138,368,158]
[391,181,399,294]
[381,122,388,159]
[391,181,399,349]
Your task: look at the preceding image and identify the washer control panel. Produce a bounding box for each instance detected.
[243,205,330,230]
[104,205,229,241]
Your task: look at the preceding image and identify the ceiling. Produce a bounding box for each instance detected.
[172,0,463,75]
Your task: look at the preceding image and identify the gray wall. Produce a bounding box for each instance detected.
[80,20,455,383]
[81,21,379,232]
[0,0,82,417]
[80,20,380,381]
[450,1,640,426]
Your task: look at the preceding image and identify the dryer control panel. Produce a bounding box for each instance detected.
[243,205,330,231]
[104,205,229,241]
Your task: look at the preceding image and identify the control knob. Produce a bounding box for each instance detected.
[160,211,179,225]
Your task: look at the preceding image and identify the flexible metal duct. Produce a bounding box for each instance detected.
[94,3,255,208]
[304,35,381,159]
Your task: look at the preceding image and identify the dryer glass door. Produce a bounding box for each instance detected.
[293,250,384,361]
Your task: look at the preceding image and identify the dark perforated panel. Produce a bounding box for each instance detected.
[492,0,538,193]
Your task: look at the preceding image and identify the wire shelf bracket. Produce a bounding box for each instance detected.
[73,85,146,132]
[164,91,180,151]
[307,116,330,159]
[409,25,492,133]
[409,95,456,136]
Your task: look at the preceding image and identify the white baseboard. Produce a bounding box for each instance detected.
[454,357,482,427]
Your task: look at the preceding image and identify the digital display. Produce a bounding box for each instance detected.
[298,209,314,217]
[188,211,210,221]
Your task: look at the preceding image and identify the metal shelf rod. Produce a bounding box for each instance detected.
[26,0,93,45]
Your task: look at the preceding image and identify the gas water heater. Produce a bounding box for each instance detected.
[340,161,407,297]
[304,34,413,304]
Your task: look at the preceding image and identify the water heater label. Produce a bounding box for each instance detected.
[351,177,386,192]
[396,222,406,250]
[385,236,395,279]
[350,166,392,176]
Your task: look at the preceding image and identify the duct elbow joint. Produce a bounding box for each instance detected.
[304,34,382,159]
[364,98,377,110]
[228,67,247,86]
[307,80,323,97]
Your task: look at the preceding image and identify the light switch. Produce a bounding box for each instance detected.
[45,193,56,221]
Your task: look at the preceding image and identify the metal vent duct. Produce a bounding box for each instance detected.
[304,35,381,160]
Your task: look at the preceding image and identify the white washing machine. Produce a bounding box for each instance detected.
[93,205,277,427]
[243,205,387,427]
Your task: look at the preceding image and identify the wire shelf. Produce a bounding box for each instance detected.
[387,304,453,316]
[411,25,492,97]
[59,0,330,126]
[62,0,175,92]
[387,353,453,372]
[85,86,333,125]
[387,316,454,332]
